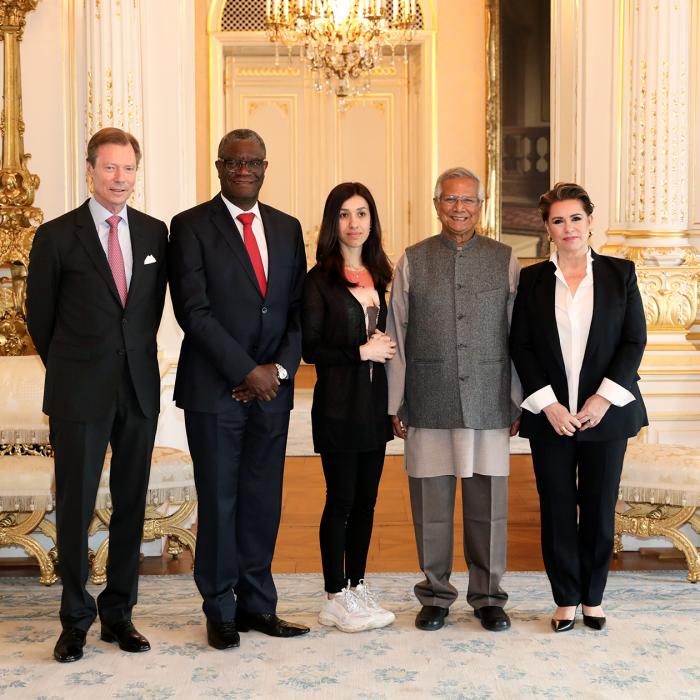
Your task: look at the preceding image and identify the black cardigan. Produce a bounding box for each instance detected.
[301,266,394,453]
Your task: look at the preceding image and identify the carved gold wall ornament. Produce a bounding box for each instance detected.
[635,266,700,331]
[622,246,697,266]
[0,0,43,357]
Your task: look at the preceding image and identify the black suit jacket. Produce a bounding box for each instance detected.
[26,200,168,421]
[509,251,648,442]
[168,195,306,414]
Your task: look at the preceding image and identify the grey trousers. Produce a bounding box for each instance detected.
[409,473,509,610]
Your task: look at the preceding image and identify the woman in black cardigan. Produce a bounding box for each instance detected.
[302,182,396,633]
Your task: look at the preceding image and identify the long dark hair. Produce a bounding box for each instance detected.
[316,182,393,289]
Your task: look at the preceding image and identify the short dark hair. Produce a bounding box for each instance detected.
[86,127,142,166]
[539,182,594,221]
[316,182,393,290]
[217,129,267,158]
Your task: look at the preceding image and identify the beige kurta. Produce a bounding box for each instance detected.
[386,248,521,479]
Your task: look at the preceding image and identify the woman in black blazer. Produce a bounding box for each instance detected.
[510,183,647,632]
[302,182,396,633]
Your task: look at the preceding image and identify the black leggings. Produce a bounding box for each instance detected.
[319,447,386,593]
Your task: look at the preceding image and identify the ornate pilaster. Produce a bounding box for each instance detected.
[84,0,144,208]
[606,0,698,366]
[0,0,42,356]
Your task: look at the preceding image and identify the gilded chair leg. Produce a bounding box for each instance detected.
[6,533,57,585]
[90,539,109,585]
[616,505,700,583]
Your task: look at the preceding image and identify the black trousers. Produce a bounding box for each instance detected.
[530,438,628,607]
[185,403,290,623]
[319,447,385,593]
[50,366,156,632]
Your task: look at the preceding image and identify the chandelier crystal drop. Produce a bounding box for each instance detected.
[265,0,419,106]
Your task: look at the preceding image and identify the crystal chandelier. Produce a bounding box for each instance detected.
[265,0,419,105]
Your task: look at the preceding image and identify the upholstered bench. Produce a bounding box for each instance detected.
[615,442,700,582]
[0,355,58,584]
[89,446,197,584]
[1,355,197,585]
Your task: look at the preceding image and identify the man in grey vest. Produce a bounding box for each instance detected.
[386,167,521,632]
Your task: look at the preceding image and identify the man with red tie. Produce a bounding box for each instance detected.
[168,129,309,649]
[26,128,168,662]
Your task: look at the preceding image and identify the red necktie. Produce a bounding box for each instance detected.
[237,212,267,297]
[106,215,128,306]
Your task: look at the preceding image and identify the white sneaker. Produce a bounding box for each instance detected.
[318,587,375,633]
[354,579,396,629]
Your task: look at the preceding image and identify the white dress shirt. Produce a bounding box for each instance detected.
[520,249,635,415]
[89,198,133,288]
[220,195,269,278]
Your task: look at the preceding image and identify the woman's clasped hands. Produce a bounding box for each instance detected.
[543,394,612,436]
[359,330,396,363]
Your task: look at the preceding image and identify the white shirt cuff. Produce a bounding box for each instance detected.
[596,377,636,407]
[520,385,558,414]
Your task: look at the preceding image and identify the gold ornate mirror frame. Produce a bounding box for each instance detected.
[483,0,500,242]
[483,0,550,266]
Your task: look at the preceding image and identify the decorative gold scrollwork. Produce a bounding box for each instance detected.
[635,267,700,330]
[0,443,53,456]
[0,0,43,357]
[615,504,700,583]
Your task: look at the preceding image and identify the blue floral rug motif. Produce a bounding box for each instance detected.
[0,571,698,699]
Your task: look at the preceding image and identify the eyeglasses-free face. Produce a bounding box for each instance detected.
[87,143,138,215]
[545,199,593,256]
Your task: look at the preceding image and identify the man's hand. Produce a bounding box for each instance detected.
[391,415,407,439]
[232,364,280,402]
[232,385,256,402]
[509,414,521,437]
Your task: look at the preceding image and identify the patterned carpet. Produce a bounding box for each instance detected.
[0,571,698,699]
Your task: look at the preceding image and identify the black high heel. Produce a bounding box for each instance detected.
[582,614,606,630]
[551,617,576,633]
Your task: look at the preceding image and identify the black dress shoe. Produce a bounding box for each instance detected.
[415,605,449,631]
[54,628,87,663]
[551,617,576,633]
[235,611,310,638]
[583,614,606,630]
[100,620,151,652]
[475,606,511,632]
[206,620,240,649]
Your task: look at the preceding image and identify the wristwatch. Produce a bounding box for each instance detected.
[275,363,289,380]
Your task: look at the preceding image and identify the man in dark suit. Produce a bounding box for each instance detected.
[168,129,309,650]
[26,128,168,662]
